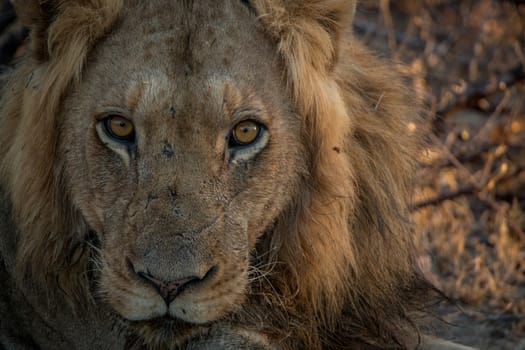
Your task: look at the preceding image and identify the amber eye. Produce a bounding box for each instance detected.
[231,120,261,146]
[103,115,135,143]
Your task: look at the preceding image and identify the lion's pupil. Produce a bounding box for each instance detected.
[240,126,252,134]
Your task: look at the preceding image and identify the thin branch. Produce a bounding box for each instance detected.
[437,63,525,114]
[411,185,477,210]
[412,164,525,210]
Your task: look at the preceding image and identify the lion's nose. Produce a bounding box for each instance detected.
[136,271,199,304]
[134,264,217,305]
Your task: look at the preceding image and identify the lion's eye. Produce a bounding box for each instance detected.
[227,119,268,164]
[230,120,261,147]
[102,115,135,143]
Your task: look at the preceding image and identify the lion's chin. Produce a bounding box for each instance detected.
[126,317,208,348]
[111,291,243,347]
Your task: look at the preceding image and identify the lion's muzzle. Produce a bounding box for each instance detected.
[100,212,249,325]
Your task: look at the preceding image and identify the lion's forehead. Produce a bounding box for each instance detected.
[120,71,223,128]
[94,0,274,82]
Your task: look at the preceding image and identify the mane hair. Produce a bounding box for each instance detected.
[251,1,435,348]
[253,0,358,322]
[0,0,123,303]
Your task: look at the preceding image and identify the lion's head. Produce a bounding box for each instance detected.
[1,0,434,348]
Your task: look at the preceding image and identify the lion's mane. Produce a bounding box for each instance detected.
[0,1,435,349]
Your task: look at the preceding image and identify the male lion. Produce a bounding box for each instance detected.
[0,1,474,349]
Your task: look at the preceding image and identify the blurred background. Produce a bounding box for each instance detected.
[353,1,525,349]
[0,0,524,349]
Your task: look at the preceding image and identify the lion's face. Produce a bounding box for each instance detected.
[59,0,303,330]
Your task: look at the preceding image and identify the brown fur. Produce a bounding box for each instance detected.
[0,1,441,349]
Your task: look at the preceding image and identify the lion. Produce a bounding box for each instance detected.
[0,0,475,349]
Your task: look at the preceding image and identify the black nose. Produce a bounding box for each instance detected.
[136,271,200,304]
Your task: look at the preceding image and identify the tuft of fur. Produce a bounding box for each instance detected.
[0,1,438,349]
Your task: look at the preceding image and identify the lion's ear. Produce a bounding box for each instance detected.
[254,0,356,72]
[254,0,356,118]
[290,0,357,62]
[11,0,59,61]
[12,0,123,62]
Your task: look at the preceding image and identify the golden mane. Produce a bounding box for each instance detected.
[0,1,435,348]
[251,1,433,347]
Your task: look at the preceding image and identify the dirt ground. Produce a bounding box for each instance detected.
[1,1,524,349]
